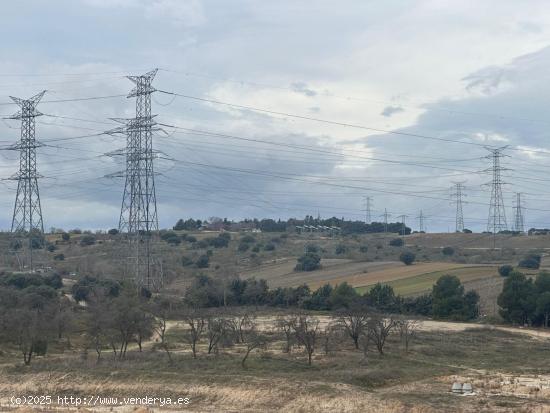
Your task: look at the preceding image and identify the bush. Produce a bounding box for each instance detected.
[264,243,276,251]
[108,228,119,235]
[61,233,70,241]
[442,246,455,256]
[389,238,404,247]
[196,255,210,268]
[238,242,250,252]
[295,252,321,272]
[518,254,541,269]
[207,236,229,248]
[53,253,65,261]
[498,265,514,277]
[186,235,197,243]
[241,235,256,244]
[181,256,194,267]
[252,245,261,253]
[46,244,56,252]
[79,235,96,246]
[335,244,347,255]
[359,245,369,253]
[399,251,416,265]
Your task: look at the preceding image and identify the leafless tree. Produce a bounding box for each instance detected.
[367,314,397,355]
[337,306,368,350]
[150,297,175,364]
[292,314,319,365]
[240,319,268,368]
[320,322,342,355]
[397,318,418,353]
[206,316,230,354]
[275,314,296,353]
[181,307,206,359]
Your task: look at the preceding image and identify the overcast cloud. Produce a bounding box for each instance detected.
[1,1,550,232]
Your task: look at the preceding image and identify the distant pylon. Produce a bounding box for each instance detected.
[381,208,391,233]
[106,69,162,290]
[397,214,408,236]
[4,91,46,271]
[365,196,373,224]
[513,192,525,233]
[417,210,426,233]
[451,182,466,233]
[486,147,508,234]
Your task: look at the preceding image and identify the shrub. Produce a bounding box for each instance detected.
[498,265,514,277]
[264,243,276,251]
[442,246,455,256]
[295,252,321,272]
[241,235,255,244]
[108,228,119,235]
[518,254,541,269]
[196,255,210,268]
[46,244,56,252]
[181,256,194,267]
[389,238,404,247]
[238,242,250,252]
[61,233,70,241]
[335,244,347,255]
[80,235,96,246]
[53,253,65,261]
[252,245,261,253]
[359,245,369,253]
[207,236,229,248]
[186,235,197,243]
[399,251,416,265]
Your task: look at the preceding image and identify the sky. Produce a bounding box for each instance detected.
[1,1,550,232]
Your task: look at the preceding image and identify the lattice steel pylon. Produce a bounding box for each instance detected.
[451,182,466,233]
[485,147,508,234]
[365,196,373,224]
[417,210,426,232]
[4,91,46,271]
[107,70,162,290]
[513,192,525,233]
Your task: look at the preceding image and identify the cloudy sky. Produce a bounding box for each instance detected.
[1,0,550,232]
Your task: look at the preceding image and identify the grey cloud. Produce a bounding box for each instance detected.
[291,82,317,97]
[380,106,404,117]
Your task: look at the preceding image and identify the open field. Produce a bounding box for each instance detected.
[0,317,549,412]
[355,265,499,296]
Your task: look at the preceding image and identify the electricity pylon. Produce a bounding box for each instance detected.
[451,182,466,233]
[106,70,162,291]
[4,91,46,271]
[397,214,408,236]
[417,210,426,233]
[365,196,373,224]
[486,147,508,234]
[512,192,525,233]
[380,208,391,233]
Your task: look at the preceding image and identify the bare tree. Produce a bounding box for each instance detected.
[397,318,418,353]
[206,316,230,354]
[150,297,175,364]
[276,315,296,353]
[320,323,342,355]
[337,306,368,350]
[292,314,319,365]
[240,319,268,368]
[358,332,369,363]
[181,307,205,359]
[367,314,396,355]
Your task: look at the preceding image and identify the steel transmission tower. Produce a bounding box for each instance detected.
[485,147,508,234]
[108,70,162,290]
[417,210,426,232]
[365,196,373,224]
[4,91,46,271]
[451,182,466,233]
[397,214,408,236]
[381,208,391,233]
[513,192,525,233]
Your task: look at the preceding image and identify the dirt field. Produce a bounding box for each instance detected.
[240,258,402,288]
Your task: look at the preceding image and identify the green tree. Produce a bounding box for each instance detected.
[329,282,359,309]
[536,292,550,327]
[365,283,399,312]
[399,251,416,266]
[295,252,321,272]
[497,271,536,325]
[432,275,478,321]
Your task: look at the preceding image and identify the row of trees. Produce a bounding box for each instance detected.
[498,271,550,326]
